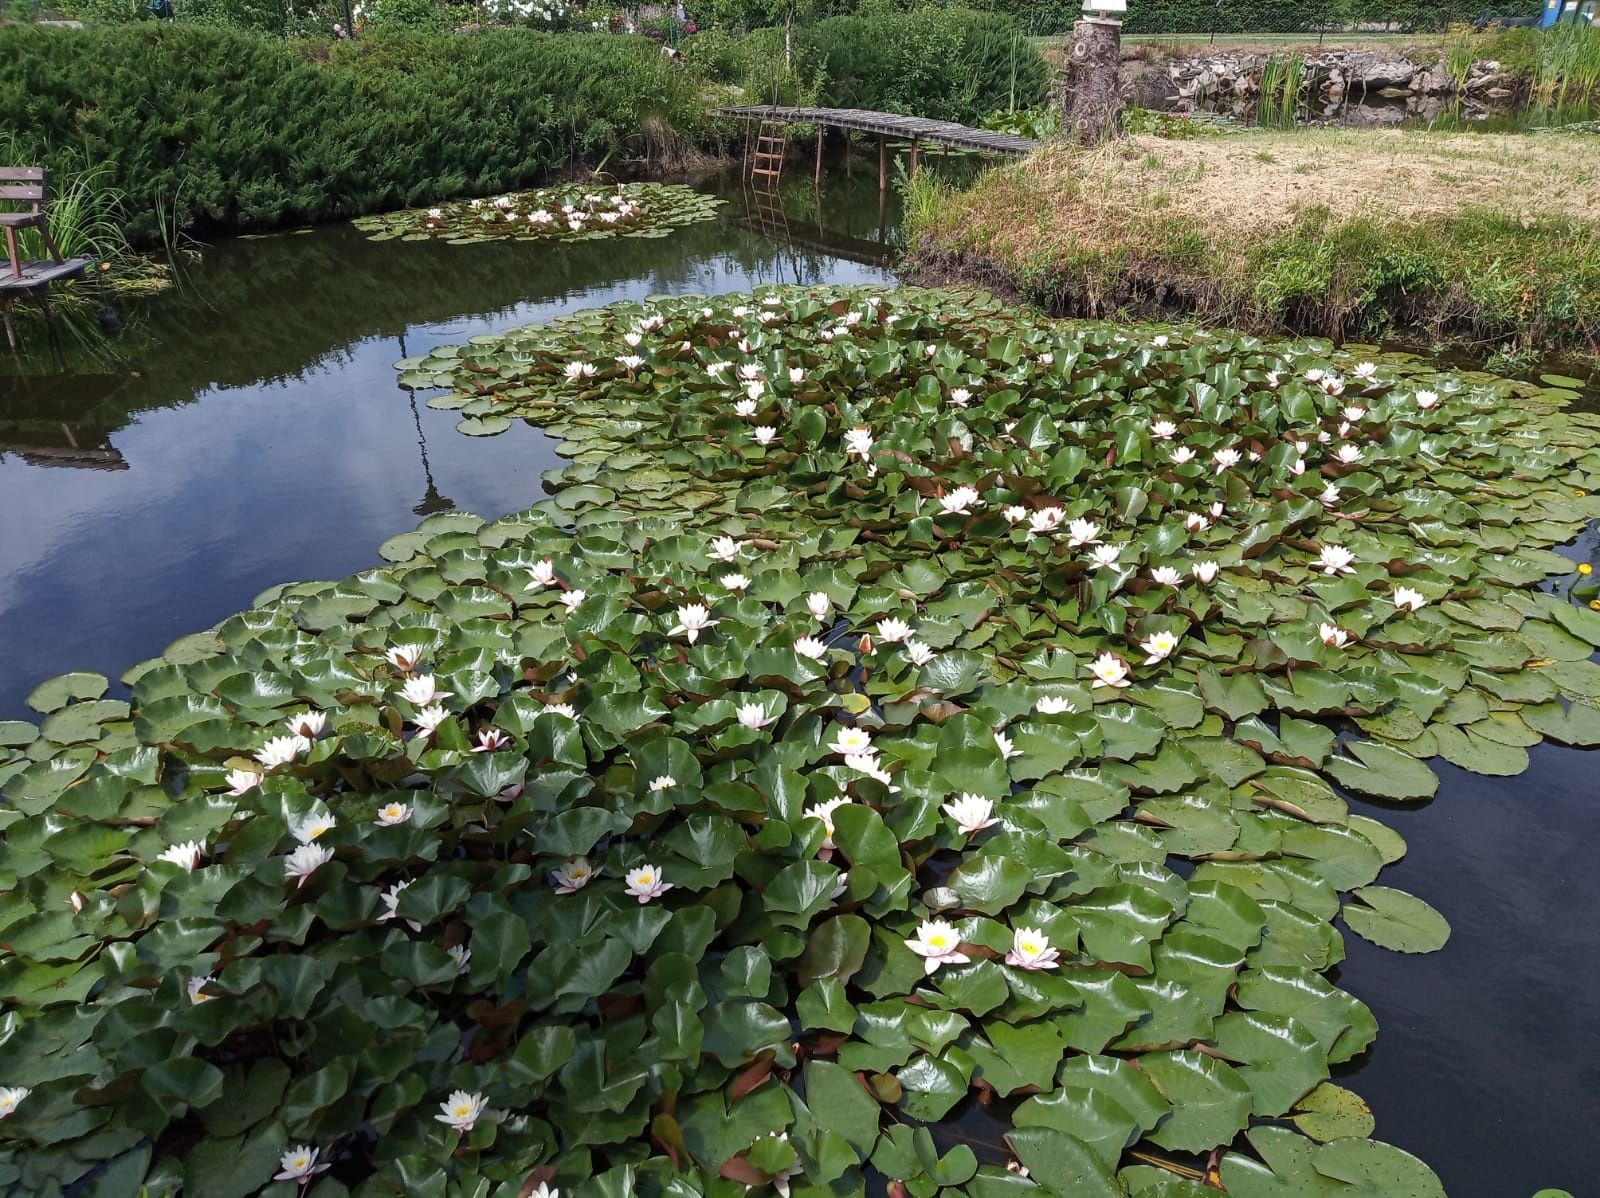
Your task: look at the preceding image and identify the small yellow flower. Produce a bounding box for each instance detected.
[1580,564,1593,576]
[1590,600,1600,611]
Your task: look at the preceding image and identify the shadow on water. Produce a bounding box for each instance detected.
[0,147,1597,1197]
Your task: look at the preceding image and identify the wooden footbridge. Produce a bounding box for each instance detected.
[713,106,1039,191]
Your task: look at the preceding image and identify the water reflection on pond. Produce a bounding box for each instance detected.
[0,155,1596,1197]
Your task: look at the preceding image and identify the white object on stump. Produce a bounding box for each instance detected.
[1062,16,1124,146]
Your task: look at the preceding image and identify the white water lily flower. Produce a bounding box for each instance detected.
[737,702,775,730]
[1193,561,1220,584]
[550,857,596,893]
[1353,361,1378,380]
[255,735,308,769]
[1066,518,1100,548]
[1320,484,1342,507]
[285,710,325,740]
[290,811,336,844]
[1318,430,1332,443]
[942,794,998,836]
[845,752,897,790]
[378,881,419,931]
[284,843,334,888]
[625,864,672,903]
[906,919,969,974]
[400,675,452,707]
[157,840,204,871]
[1336,444,1363,465]
[733,398,758,418]
[877,618,914,644]
[1337,421,1352,438]
[1319,622,1353,648]
[385,643,426,673]
[804,797,851,848]
[1184,512,1210,533]
[1150,566,1184,586]
[794,636,828,661]
[1004,926,1060,971]
[925,343,938,357]
[473,728,512,753]
[559,589,587,612]
[905,639,937,667]
[1304,368,1326,383]
[187,975,215,1004]
[412,704,452,737]
[829,727,872,756]
[618,354,643,369]
[1141,630,1179,665]
[1393,586,1429,612]
[1213,447,1242,473]
[806,591,832,620]
[948,387,972,408]
[669,602,719,643]
[1040,351,1054,365]
[648,775,676,794]
[544,702,577,720]
[994,731,1020,760]
[752,426,776,446]
[1029,508,1064,535]
[1320,375,1346,396]
[376,801,411,827]
[1415,389,1441,410]
[1152,334,1170,348]
[1170,445,1197,465]
[939,485,981,515]
[524,559,558,590]
[738,363,763,382]
[448,944,471,976]
[708,536,742,562]
[721,572,752,592]
[844,427,874,459]
[1342,405,1367,422]
[1316,545,1356,576]
[1088,544,1123,571]
[436,1090,488,1133]
[1089,652,1131,689]
[1003,505,1027,524]
[1035,694,1078,715]
[788,366,806,384]
[1291,458,1306,476]
[1150,420,1177,440]
[0,1088,28,1118]
[1267,370,1283,387]
[563,361,596,382]
[226,768,261,797]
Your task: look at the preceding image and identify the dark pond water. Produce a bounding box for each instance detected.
[1,155,1596,1197]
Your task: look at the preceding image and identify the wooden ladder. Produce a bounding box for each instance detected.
[748,120,787,191]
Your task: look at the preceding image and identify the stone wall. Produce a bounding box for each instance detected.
[1147,49,1518,105]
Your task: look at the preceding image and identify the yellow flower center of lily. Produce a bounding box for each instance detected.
[452,1101,473,1117]
[1019,938,1041,954]
[1582,564,1593,575]
[637,871,654,885]
[926,933,948,949]
[291,1155,310,1170]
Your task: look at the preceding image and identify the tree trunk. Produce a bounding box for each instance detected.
[1062,18,1123,146]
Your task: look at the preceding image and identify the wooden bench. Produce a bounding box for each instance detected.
[1,166,66,280]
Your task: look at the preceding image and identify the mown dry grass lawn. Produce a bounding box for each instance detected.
[909,129,1600,361]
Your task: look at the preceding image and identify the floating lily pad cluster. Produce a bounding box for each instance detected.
[351,183,724,246]
[3,288,1600,1196]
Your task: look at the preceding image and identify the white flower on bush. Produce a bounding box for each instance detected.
[906,919,969,974]
[550,857,596,893]
[1004,927,1060,971]
[625,864,672,903]
[158,841,205,871]
[942,794,997,836]
[436,1090,488,1133]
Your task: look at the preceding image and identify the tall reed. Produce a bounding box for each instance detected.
[1534,22,1600,105]
[1258,53,1303,129]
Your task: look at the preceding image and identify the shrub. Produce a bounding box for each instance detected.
[0,24,706,242]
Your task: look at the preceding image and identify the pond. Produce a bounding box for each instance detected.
[0,154,1596,1197]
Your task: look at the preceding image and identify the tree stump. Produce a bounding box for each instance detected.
[1062,18,1124,146]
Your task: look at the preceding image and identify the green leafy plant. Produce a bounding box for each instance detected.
[351,182,723,243]
[8,284,1600,1194]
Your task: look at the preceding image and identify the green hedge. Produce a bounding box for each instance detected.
[0,25,703,242]
[966,0,1544,37]
[764,9,1049,125]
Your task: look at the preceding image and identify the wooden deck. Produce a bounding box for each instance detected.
[0,257,91,293]
[713,107,1038,157]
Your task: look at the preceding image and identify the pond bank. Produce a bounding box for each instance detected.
[903,130,1600,368]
